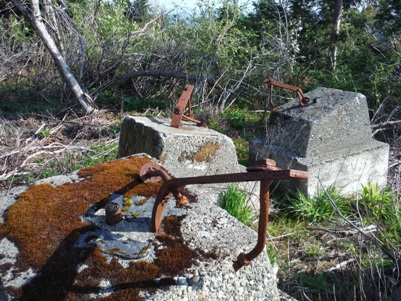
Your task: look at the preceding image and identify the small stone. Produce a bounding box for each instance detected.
[240,279,247,287]
[177,277,188,286]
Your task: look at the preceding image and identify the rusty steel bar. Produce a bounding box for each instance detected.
[264,78,311,108]
[171,85,194,128]
[233,178,271,271]
[140,162,188,207]
[170,85,205,128]
[140,160,308,271]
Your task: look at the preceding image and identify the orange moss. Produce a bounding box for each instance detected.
[3,156,159,271]
[161,216,183,237]
[155,235,198,275]
[2,156,200,300]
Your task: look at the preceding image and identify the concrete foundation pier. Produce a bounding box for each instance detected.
[250,87,389,196]
[118,116,242,177]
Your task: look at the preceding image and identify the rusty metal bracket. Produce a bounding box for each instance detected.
[171,85,206,128]
[264,78,315,109]
[140,159,308,271]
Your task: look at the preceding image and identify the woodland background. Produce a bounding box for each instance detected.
[1,1,401,300]
[0,0,400,117]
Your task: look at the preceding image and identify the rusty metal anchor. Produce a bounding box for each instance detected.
[140,159,308,271]
[170,85,206,128]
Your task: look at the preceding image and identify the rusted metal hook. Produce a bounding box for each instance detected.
[264,78,313,109]
[139,162,189,208]
[140,159,308,271]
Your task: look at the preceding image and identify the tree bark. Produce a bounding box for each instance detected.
[11,0,95,114]
[329,0,343,71]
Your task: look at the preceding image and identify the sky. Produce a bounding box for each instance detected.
[149,0,252,13]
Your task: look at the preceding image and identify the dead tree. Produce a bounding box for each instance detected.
[11,0,96,114]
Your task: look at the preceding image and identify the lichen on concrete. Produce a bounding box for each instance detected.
[178,141,221,163]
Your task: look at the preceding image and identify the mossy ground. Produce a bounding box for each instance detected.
[0,156,199,300]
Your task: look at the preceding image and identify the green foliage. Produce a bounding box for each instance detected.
[286,186,351,224]
[358,182,393,219]
[221,107,260,129]
[232,138,249,166]
[208,107,262,166]
[266,244,277,265]
[38,127,51,139]
[297,272,336,296]
[108,123,121,134]
[218,183,253,226]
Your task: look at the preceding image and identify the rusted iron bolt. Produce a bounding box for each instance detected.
[105,202,123,225]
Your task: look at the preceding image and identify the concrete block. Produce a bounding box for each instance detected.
[118,116,261,210]
[118,116,241,177]
[250,87,389,196]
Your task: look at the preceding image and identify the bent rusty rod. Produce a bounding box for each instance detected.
[144,166,308,271]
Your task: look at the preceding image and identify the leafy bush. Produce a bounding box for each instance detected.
[221,107,260,129]
[218,183,253,226]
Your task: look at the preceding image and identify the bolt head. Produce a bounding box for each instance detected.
[254,158,276,167]
[247,158,279,172]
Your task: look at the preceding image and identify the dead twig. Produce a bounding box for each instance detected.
[327,258,357,272]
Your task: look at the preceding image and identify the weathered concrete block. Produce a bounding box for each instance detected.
[118,116,242,177]
[250,87,389,196]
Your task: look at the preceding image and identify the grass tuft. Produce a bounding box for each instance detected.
[218,183,253,226]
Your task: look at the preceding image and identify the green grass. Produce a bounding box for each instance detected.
[218,183,253,226]
[269,183,401,301]
[285,185,352,224]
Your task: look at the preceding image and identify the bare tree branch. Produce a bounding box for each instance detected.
[93,69,220,97]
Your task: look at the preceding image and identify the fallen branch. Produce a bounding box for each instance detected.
[327,258,357,271]
[93,69,221,97]
[371,120,401,129]
[0,143,92,159]
[307,224,377,236]
[371,120,401,136]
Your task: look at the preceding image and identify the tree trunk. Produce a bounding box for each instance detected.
[329,0,343,71]
[11,0,95,114]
